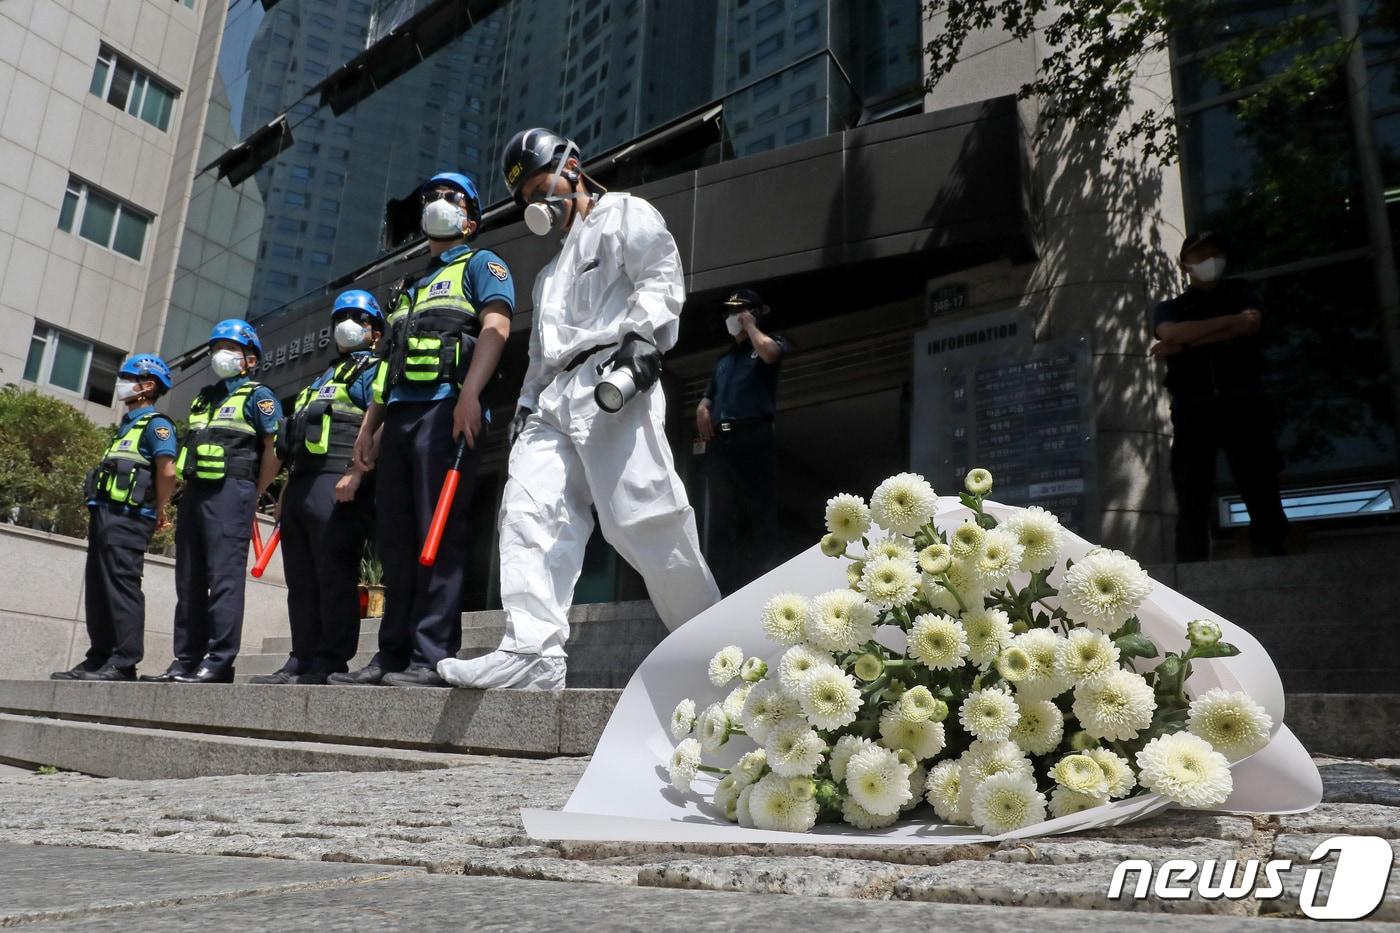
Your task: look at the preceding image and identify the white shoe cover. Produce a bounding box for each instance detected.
[437,650,566,691]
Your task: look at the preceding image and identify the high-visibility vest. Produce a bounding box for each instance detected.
[374,250,481,401]
[177,383,263,482]
[87,414,160,507]
[282,353,375,474]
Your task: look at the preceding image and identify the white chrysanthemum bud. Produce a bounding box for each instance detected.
[667,738,702,792]
[995,645,1032,683]
[670,698,696,739]
[869,472,938,536]
[964,468,994,495]
[824,493,871,543]
[723,684,752,721]
[713,773,744,820]
[919,575,962,615]
[867,535,916,563]
[1135,732,1233,809]
[707,645,744,686]
[898,685,937,722]
[1187,619,1223,647]
[820,533,847,557]
[1187,688,1272,761]
[949,520,987,561]
[918,542,952,575]
[734,748,768,785]
[740,657,768,683]
[853,652,885,682]
[698,703,732,751]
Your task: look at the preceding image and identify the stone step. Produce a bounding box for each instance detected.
[0,713,476,780]
[258,628,505,659]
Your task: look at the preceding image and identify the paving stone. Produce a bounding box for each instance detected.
[1315,759,1400,806]
[1067,811,1258,842]
[1261,833,1400,921]
[462,847,640,885]
[1277,802,1400,839]
[894,858,1250,914]
[637,855,913,898]
[549,837,996,867]
[990,837,1241,865]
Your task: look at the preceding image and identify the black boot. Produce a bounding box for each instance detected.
[173,665,234,684]
[73,664,137,682]
[327,664,386,686]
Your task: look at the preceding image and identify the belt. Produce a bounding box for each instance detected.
[716,417,773,432]
[564,342,618,373]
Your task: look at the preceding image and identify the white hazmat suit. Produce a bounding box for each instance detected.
[438,193,720,690]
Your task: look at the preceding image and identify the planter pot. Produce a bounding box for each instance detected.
[358,585,369,619]
[365,584,386,618]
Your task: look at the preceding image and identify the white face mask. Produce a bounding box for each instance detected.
[211,349,246,379]
[421,198,468,240]
[115,381,143,402]
[1188,256,1226,283]
[334,319,371,350]
[725,314,744,336]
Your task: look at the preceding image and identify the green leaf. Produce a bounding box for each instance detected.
[1185,642,1242,660]
[1114,633,1160,660]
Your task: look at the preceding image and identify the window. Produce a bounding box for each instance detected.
[23,323,123,404]
[755,0,782,27]
[310,250,332,266]
[284,190,308,207]
[785,117,812,143]
[174,0,195,9]
[306,36,331,53]
[756,34,784,63]
[315,223,336,239]
[56,177,151,261]
[90,46,178,131]
[320,197,339,214]
[793,12,820,37]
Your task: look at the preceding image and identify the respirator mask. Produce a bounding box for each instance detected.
[1187,256,1226,284]
[334,318,371,351]
[210,349,247,379]
[115,380,144,402]
[421,193,470,240]
[523,141,587,237]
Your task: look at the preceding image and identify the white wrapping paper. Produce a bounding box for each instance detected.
[524,498,1322,844]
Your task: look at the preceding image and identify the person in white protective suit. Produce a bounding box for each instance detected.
[437,128,721,691]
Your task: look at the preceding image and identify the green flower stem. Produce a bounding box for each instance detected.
[697,764,728,775]
[937,572,970,614]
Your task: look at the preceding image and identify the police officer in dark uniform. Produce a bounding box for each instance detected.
[696,288,789,594]
[330,171,514,688]
[1151,232,1289,561]
[51,355,179,682]
[251,291,383,685]
[142,320,283,684]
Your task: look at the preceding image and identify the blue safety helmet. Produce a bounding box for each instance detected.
[331,289,383,324]
[209,318,262,357]
[118,353,172,390]
[421,171,481,219]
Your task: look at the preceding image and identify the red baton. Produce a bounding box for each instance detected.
[420,438,469,566]
[251,525,281,578]
[251,519,265,561]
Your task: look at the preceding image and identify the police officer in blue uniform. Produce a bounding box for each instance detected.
[51,355,179,682]
[142,320,283,684]
[252,291,383,685]
[696,288,790,594]
[330,171,514,688]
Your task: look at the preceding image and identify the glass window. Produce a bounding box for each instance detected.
[756,34,784,62]
[49,332,91,394]
[755,1,782,27]
[23,334,44,383]
[139,81,175,131]
[79,190,117,246]
[112,209,148,260]
[107,60,133,110]
[58,184,80,232]
[89,50,112,97]
[91,46,178,131]
[310,250,332,265]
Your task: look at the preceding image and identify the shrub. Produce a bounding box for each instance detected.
[0,385,111,537]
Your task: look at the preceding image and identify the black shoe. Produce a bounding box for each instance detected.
[295,671,329,685]
[173,666,234,684]
[381,666,447,688]
[248,669,298,685]
[73,664,137,682]
[327,665,386,686]
[139,665,191,683]
[51,661,102,681]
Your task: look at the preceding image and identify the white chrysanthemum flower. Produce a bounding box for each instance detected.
[670,698,696,739]
[925,759,965,823]
[1073,668,1156,741]
[960,738,1035,783]
[736,784,755,828]
[747,772,819,833]
[944,559,989,609]
[740,682,802,744]
[804,590,878,653]
[1050,753,1110,797]
[963,607,1014,665]
[1049,787,1107,819]
[918,542,952,575]
[846,560,865,590]
[905,765,927,812]
[959,686,1020,741]
[707,645,744,686]
[867,535,916,563]
[972,528,1024,587]
[740,657,768,682]
[830,734,875,783]
[761,593,810,646]
[919,575,963,615]
[1060,548,1153,633]
[970,771,1046,835]
[820,533,847,557]
[825,493,872,543]
[1010,629,1073,700]
[908,613,969,670]
[964,467,994,495]
[897,685,938,722]
[723,683,753,722]
[859,556,920,610]
[1056,628,1121,684]
[879,707,946,761]
[733,748,767,785]
[764,721,825,777]
[667,738,702,792]
[1003,506,1065,574]
[778,644,836,694]
[845,745,913,816]
[1136,732,1233,809]
[949,520,987,562]
[698,703,732,752]
[713,773,744,820]
[869,472,938,536]
[1084,747,1136,798]
[799,666,863,730]
[842,795,899,830]
[1187,688,1273,762]
[1009,696,1064,755]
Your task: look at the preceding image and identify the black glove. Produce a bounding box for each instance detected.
[510,407,533,445]
[608,332,662,393]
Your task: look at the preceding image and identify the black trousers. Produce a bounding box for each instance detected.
[83,507,156,670]
[172,477,258,673]
[371,399,479,670]
[280,470,373,675]
[705,421,780,595]
[1170,397,1290,563]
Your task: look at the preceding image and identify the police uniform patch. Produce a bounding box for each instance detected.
[257,398,277,416]
[487,261,509,281]
[117,440,133,451]
[429,280,452,297]
[154,426,172,440]
[318,385,337,399]
[219,405,237,418]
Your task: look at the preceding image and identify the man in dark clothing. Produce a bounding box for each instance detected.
[696,288,790,594]
[1151,232,1289,562]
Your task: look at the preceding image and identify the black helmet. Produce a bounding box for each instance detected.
[501,128,577,205]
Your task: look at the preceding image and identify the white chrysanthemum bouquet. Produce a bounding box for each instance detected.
[667,469,1273,835]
